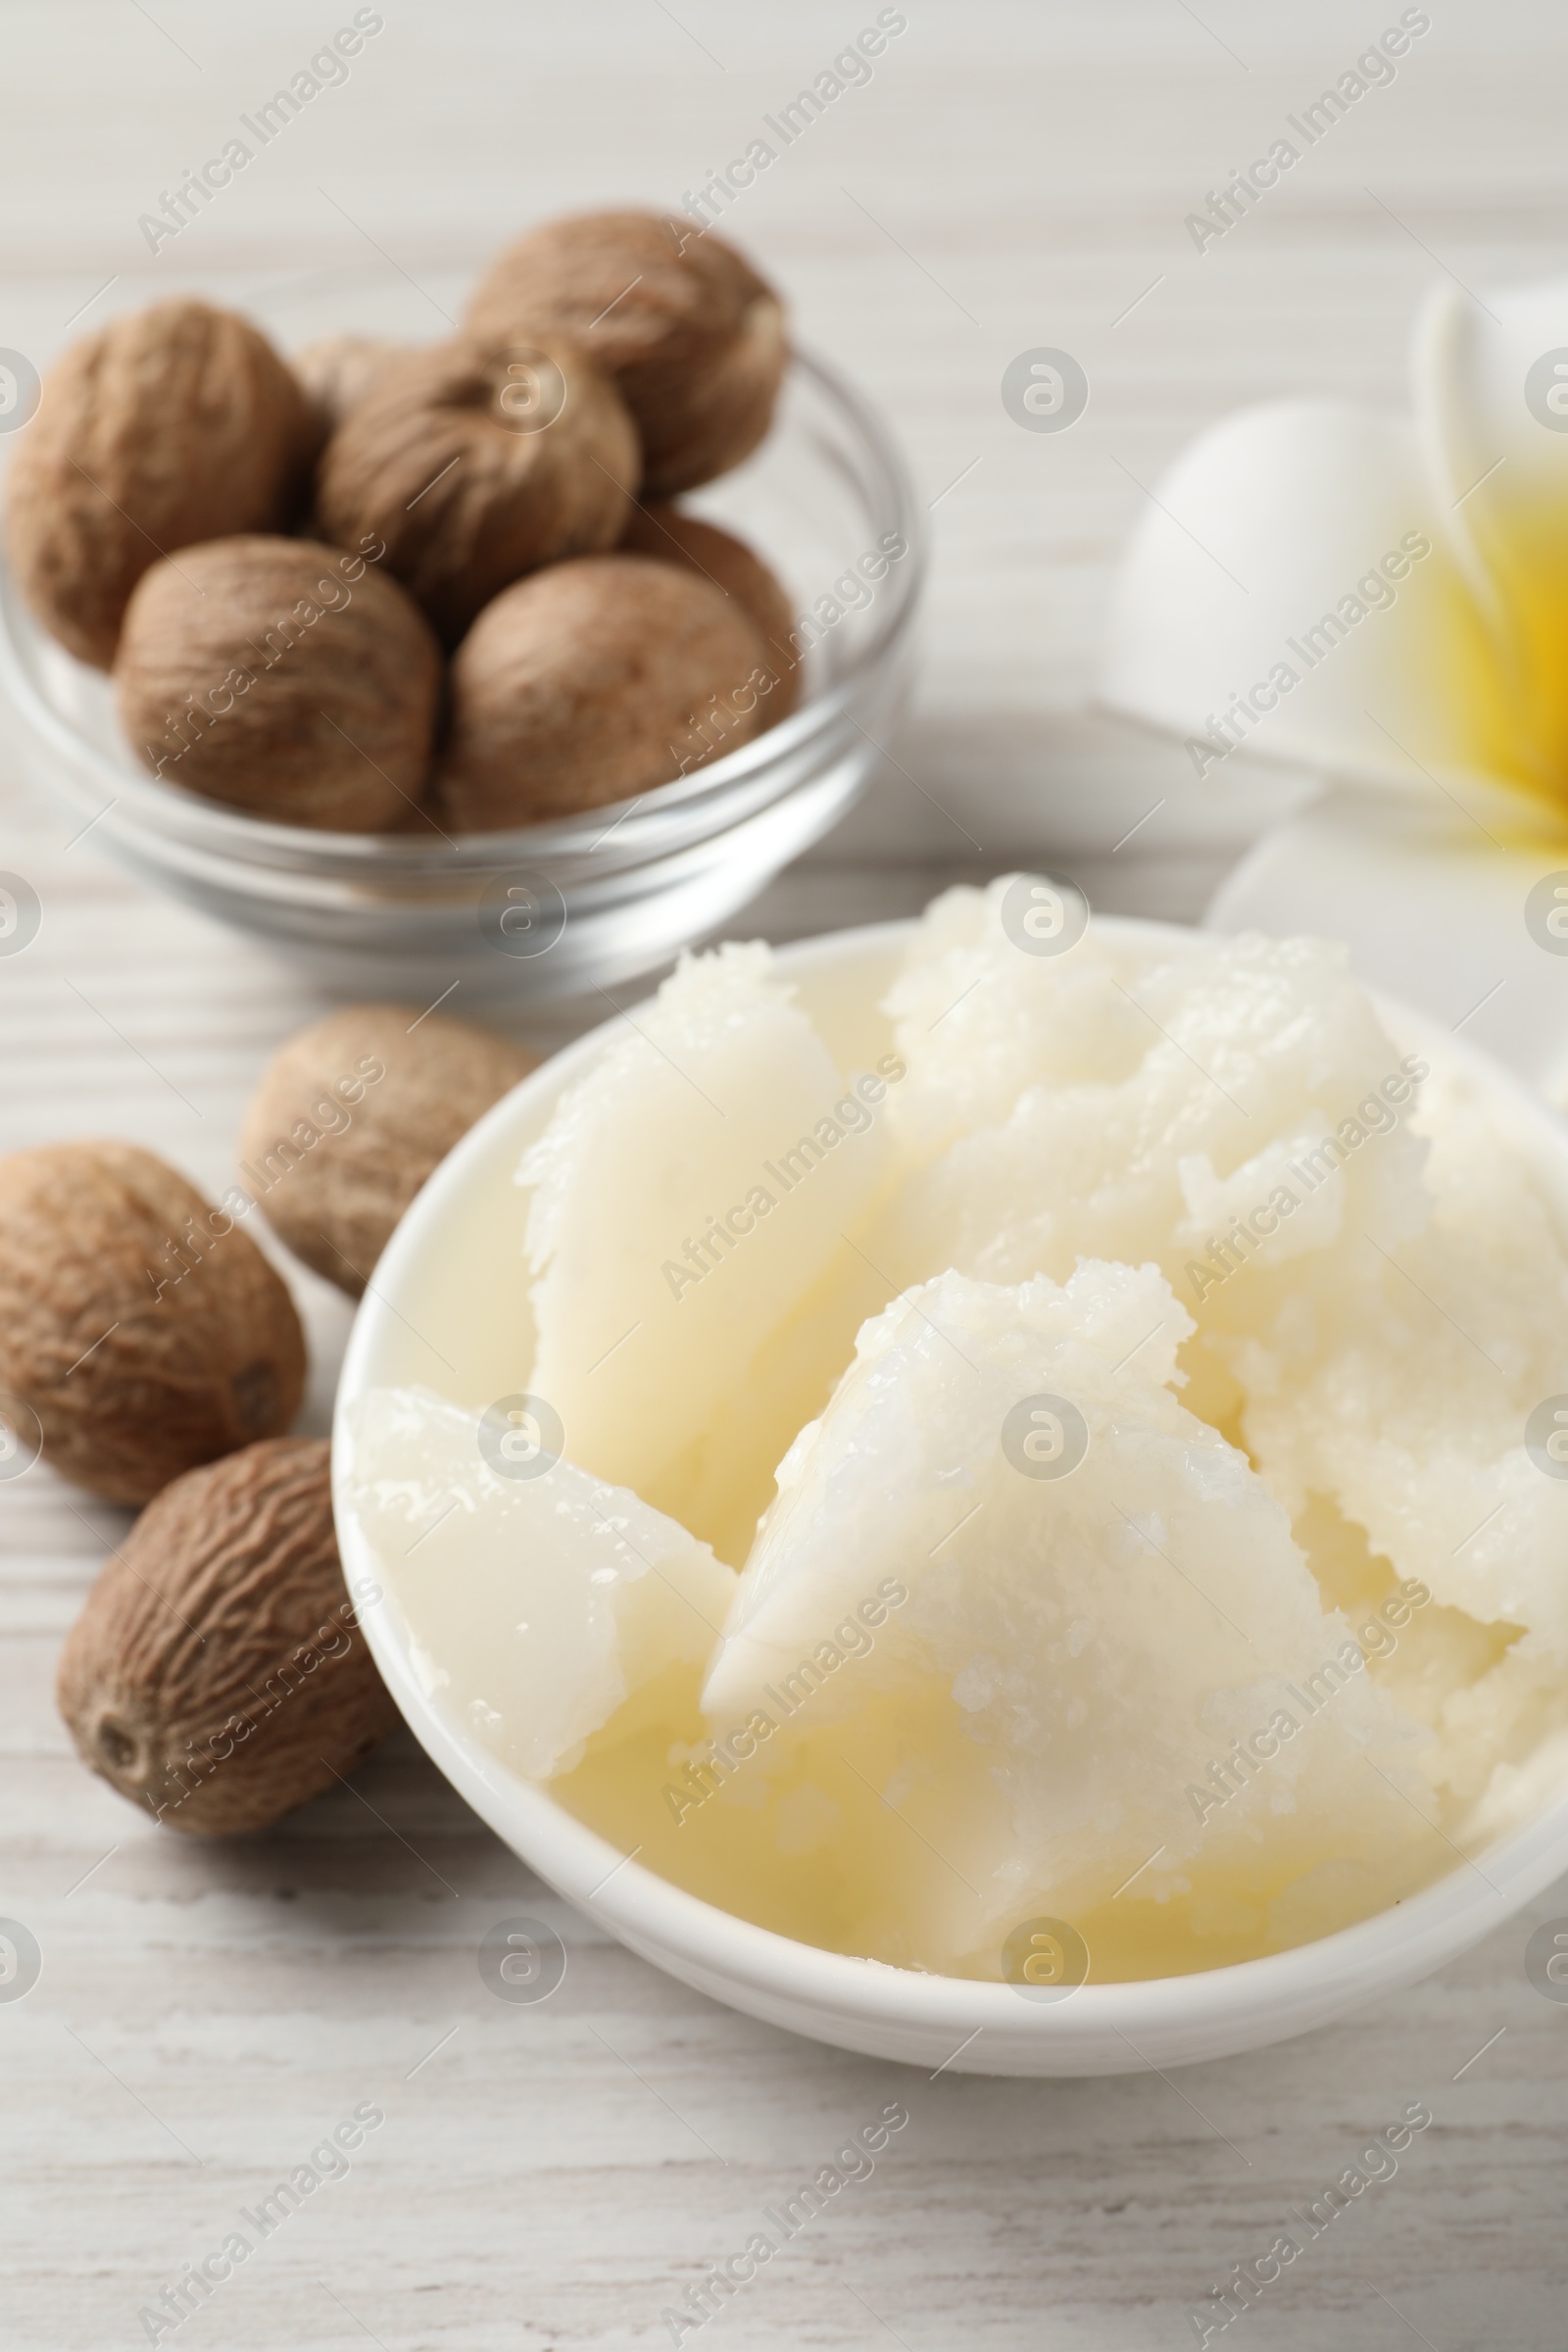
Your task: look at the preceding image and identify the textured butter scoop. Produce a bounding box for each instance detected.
[342,1386,735,1781]
[701,1262,1431,1970]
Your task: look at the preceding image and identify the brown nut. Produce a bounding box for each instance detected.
[315,337,638,645]
[438,554,774,830]
[0,1141,306,1507]
[291,332,405,440]
[619,504,801,717]
[114,536,442,832]
[465,211,786,497]
[239,1004,539,1295]
[4,301,313,668]
[56,1439,400,1836]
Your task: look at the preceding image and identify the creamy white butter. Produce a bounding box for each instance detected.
[344,881,1568,1981]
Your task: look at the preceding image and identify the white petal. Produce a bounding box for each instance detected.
[1206,792,1568,1100]
[1415,279,1568,793]
[1101,399,1532,815]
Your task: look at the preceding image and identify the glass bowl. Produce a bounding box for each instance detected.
[0,345,922,999]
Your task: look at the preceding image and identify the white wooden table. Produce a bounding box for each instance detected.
[4,7,1567,2345]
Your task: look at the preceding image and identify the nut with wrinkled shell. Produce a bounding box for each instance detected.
[465,211,786,499]
[56,1440,400,1836]
[239,1004,538,1295]
[438,554,775,830]
[0,1141,306,1506]
[619,504,800,716]
[114,536,443,832]
[4,300,313,668]
[314,337,638,645]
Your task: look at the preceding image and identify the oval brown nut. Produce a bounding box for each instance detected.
[438,554,774,830]
[115,536,443,833]
[315,337,637,645]
[239,1004,538,1296]
[4,301,313,668]
[619,504,801,718]
[465,211,786,498]
[0,1141,306,1506]
[57,1439,401,1836]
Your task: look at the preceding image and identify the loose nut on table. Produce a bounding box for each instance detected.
[464,209,786,499]
[56,1439,401,1836]
[240,1003,539,1297]
[3,300,314,668]
[114,534,444,832]
[314,336,639,646]
[0,1140,306,1507]
[438,552,776,830]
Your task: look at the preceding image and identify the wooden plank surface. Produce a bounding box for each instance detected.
[4,5,1568,2345]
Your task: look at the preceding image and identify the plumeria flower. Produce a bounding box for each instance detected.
[1101,276,1568,1101]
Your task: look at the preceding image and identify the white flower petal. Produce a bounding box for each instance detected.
[1207,790,1568,1098]
[1101,399,1533,814]
[1415,279,1568,792]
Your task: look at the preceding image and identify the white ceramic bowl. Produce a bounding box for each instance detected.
[333,913,1568,2076]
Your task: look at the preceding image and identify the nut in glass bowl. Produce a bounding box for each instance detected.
[0,339,922,1000]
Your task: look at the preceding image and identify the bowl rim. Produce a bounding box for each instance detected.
[333,909,1568,2052]
[0,341,926,872]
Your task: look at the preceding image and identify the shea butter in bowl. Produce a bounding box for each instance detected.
[334,887,1568,2075]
